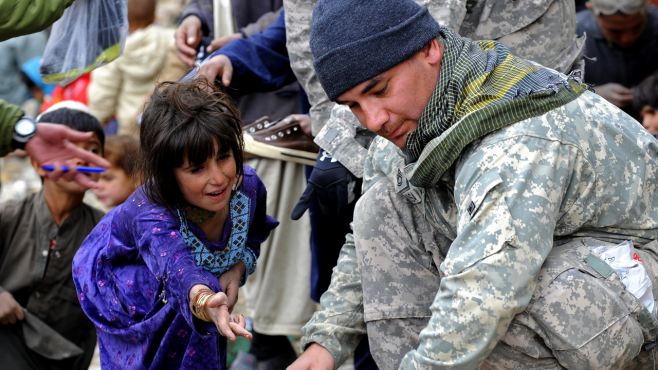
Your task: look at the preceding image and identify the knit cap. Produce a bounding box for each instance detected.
[310,0,441,101]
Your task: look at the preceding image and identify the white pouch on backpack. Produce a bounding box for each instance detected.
[594,240,655,314]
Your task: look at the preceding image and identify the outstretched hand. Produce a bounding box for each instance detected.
[198,54,234,88]
[204,291,252,341]
[25,123,110,189]
[175,16,203,67]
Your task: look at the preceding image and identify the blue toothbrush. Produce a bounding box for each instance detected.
[42,165,106,173]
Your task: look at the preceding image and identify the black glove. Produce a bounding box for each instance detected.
[291,149,361,220]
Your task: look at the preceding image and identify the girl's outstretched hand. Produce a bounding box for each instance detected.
[205,292,252,341]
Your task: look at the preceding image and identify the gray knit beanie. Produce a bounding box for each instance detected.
[310,0,441,101]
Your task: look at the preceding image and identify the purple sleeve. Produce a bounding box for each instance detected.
[72,190,221,336]
[132,202,221,329]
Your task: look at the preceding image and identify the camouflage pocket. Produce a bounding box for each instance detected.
[520,240,649,369]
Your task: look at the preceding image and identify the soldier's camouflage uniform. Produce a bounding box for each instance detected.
[301,89,658,369]
[284,0,584,175]
[285,1,658,369]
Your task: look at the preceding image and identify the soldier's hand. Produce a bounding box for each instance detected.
[0,291,24,325]
[25,123,110,189]
[175,15,203,67]
[198,54,234,88]
[287,343,334,370]
[595,83,634,108]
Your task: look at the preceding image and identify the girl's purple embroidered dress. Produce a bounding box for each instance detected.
[73,166,277,369]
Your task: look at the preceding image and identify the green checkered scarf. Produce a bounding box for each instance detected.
[405,28,588,187]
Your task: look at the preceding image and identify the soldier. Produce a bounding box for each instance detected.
[288,0,658,369]
[284,3,586,367]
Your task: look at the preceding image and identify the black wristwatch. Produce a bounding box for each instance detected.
[11,116,37,150]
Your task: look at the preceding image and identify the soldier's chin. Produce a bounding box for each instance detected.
[387,135,407,149]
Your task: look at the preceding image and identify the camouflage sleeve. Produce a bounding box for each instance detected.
[314,105,372,178]
[0,100,24,157]
[423,0,467,32]
[399,133,594,369]
[283,0,335,137]
[0,0,74,42]
[300,233,366,367]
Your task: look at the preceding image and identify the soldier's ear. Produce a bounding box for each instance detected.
[424,38,443,66]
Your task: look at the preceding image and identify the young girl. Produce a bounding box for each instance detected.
[72,79,278,369]
[93,134,141,208]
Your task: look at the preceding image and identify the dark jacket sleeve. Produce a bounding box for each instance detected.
[178,0,214,37]
[209,10,297,94]
[0,0,74,41]
[0,100,24,157]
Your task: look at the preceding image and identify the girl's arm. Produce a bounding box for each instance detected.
[132,204,222,332]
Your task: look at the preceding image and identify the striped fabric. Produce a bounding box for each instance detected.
[405,28,588,187]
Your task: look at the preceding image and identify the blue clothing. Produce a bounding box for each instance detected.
[208,11,297,94]
[178,0,283,38]
[576,6,658,89]
[72,166,277,369]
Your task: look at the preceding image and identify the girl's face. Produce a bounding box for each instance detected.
[94,167,136,208]
[174,148,238,214]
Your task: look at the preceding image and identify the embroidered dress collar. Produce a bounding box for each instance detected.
[176,190,256,279]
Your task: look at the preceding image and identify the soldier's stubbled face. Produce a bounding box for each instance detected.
[336,40,444,149]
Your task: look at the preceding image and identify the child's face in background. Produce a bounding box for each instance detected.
[94,167,136,208]
[640,105,658,135]
[35,134,103,194]
[174,148,238,214]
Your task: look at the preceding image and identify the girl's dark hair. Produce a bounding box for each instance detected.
[140,78,244,209]
[37,107,105,154]
[633,72,658,117]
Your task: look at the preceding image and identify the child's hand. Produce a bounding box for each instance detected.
[205,292,252,341]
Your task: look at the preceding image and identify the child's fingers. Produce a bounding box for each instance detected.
[228,314,252,340]
[228,315,252,340]
[213,305,236,341]
[229,321,252,340]
[231,314,245,327]
[205,292,236,340]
